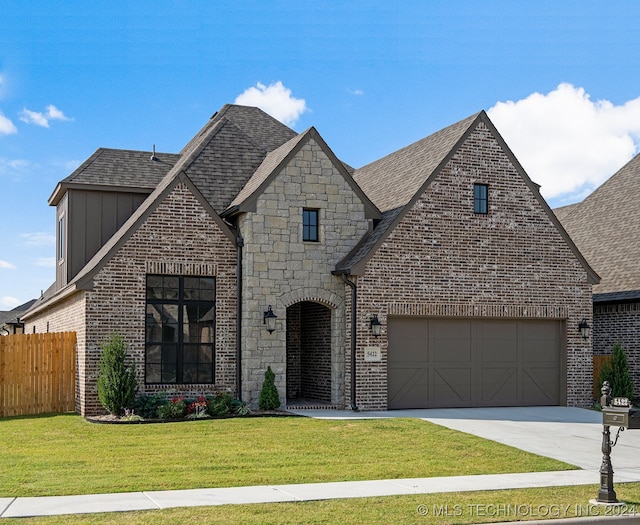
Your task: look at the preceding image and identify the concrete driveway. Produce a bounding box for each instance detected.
[290,406,640,481]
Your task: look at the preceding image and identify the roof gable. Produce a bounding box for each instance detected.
[223,127,380,220]
[337,112,599,283]
[72,170,236,290]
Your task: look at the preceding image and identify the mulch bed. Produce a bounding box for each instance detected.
[85,410,296,424]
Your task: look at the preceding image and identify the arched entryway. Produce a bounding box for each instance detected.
[286,301,332,405]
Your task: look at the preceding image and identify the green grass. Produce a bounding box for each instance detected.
[5,485,640,524]
[0,413,574,498]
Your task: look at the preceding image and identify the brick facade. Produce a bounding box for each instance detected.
[350,122,593,409]
[23,110,596,415]
[26,182,237,415]
[594,302,640,399]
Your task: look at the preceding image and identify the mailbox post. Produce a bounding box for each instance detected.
[597,381,640,504]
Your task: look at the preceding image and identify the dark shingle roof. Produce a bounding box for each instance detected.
[353,113,480,212]
[181,104,297,157]
[49,149,179,205]
[557,153,640,295]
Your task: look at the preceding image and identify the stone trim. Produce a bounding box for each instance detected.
[387,303,568,318]
[279,288,343,310]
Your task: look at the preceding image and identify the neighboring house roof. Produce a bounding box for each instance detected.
[0,299,36,331]
[552,202,580,223]
[224,127,380,220]
[48,149,179,205]
[557,153,640,296]
[337,111,600,283]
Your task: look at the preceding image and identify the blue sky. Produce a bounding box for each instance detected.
[2,1,640,308]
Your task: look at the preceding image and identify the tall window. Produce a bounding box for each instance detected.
[303,208,319,242]
[145,275,215,384]
[57,215,65,261]
[474,183,488,214]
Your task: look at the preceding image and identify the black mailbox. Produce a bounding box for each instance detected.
[602,406,640,429]
[597,381,639,504]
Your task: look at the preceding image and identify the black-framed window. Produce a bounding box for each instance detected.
[303,208,319,242]
[474,183,488,214]
[145,275,215,384]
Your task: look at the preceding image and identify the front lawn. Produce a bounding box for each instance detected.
[0,413,574,498]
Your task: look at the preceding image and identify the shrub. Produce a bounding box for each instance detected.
[157,396,187,419]
[259,366,281,410]
[207,392,233,416]
[97,333,138,416]
[134,392,166,419]
[598,342,635,401]
[230,398,252,416]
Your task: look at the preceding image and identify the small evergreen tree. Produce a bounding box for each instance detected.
[97,333,138,416]
[259,366,281,410]
[598,342,635,401]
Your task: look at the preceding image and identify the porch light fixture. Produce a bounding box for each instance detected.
[578,318,591,339]
[370,314,382,337]
[263,305,277,334]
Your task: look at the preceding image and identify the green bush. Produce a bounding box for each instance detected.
[207,392,233,416]
[598,342,635,401]
[97,333,138,416]
[134,392,166,419]
[259,366,281,410]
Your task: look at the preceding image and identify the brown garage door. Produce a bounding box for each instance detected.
[387,318,563,409]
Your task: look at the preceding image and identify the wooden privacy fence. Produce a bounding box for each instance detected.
[593,354,610,399]
[0,332,76,417]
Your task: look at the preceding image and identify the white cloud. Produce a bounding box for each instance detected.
[488,83,640,205]
[19,104,72,128]
[235,81,307,126]
[34,257,56,267]
[0,110,17,134]
[349,88,364,96]
[0,260,16,270]
[21,232,55,247]
[1,296,21,309]
[0,158,31,179]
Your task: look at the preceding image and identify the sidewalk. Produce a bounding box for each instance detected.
[3,407,640,518]
[1,469,629,518]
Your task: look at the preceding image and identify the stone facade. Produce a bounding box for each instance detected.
[237,137,369,407]
[350,123,593,409]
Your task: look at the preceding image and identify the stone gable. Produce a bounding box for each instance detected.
[239,137,371,407]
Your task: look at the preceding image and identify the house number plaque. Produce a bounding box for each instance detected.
[364,346,381,362]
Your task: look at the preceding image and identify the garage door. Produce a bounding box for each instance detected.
[387,318,563,409]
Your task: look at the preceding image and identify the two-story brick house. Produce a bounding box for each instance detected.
[21,104,598,415]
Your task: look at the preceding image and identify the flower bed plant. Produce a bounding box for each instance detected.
[94,390,254,423]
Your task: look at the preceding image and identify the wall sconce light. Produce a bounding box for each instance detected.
[370,314,382,337]
[264,305,277,334]
[578,318,591,339]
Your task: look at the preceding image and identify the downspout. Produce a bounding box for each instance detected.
[342,274,358,411]
[236,235,244,401]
